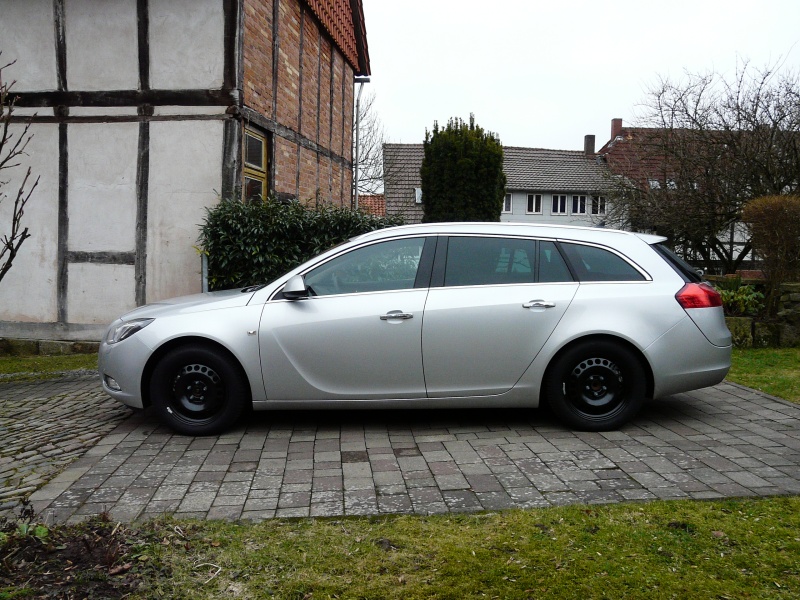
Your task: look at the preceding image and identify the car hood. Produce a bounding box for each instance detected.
[119,288,255,320]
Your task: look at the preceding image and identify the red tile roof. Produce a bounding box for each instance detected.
[358,194,385,216]
[305,0,370,75]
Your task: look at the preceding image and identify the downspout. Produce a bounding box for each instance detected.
[353,76,370,211]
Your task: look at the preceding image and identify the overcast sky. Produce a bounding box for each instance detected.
[361,0,800,151]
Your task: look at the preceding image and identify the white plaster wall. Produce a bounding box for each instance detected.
[146,120,223,301]
[149,0,225,90]
[66,0,139,91]
[68,122,138,252]
[500,192,607,228]
[0,124,60,322]
[0,0,58,91]
[67,263,135,324]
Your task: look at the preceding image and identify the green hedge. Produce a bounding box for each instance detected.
[198,198,404,290]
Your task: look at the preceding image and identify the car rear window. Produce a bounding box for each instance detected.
[652,243,702,283]
[444,237,538,286]
[559,242,646,282]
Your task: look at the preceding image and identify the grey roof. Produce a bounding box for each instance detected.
[502,146,606,192]
[382,144,607,193]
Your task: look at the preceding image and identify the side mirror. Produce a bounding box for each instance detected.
[283,274,309,300]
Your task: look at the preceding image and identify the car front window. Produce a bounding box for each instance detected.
[304,237,426,296]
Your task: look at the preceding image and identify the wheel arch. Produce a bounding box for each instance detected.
[140,336,252,409]
[542,334,655,399]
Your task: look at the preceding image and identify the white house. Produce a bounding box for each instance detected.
[383,137,608,227]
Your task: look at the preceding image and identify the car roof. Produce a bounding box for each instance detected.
[353,222,667,245]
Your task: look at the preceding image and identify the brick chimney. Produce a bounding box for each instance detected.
[611,118,623,139]
[584,134,595,156]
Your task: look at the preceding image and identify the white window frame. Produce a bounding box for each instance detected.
[502,193,512,213]
[572,195,587,215]
[591,196,606,215]
[551,194,567,215]
[526,193,542,214]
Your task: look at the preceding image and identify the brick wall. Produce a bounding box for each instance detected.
[242,0,355,206]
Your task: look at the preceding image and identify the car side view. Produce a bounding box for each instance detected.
[99,222,732,435]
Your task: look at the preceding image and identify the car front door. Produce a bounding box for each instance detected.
[422,236,579,397]
[259,236,433,401]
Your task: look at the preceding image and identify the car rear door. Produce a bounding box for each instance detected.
[422,236,578,397]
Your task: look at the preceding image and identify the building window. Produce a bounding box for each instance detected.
[552,194,567,215]
[243,128,268,201]
[527,193,542,214]
[572,195,587,214]
[503,193,512,213]
[591,196,606,215]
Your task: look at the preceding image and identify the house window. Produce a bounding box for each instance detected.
[414,188,423,204]
[527,194,542,214]
[552,194,567,215]
[243,128,268,201]
[648,179,661,190]
[572,195,587,214]
[591,196,606,215]
[503,193,512,213]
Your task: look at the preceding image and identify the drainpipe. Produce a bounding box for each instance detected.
[353,76,370,211]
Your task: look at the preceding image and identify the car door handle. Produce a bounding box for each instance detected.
[380,311,414,320]
[523,300,556,309]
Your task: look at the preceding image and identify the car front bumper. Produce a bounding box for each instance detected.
[98,333,153,409]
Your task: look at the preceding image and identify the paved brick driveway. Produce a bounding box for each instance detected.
[2,373,800,524]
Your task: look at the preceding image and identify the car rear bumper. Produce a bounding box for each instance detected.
[646,315,732,398]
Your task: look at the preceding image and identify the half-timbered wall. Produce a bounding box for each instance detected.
[0,0,364,341]
[241,0,354,205]
[0,0,235,340]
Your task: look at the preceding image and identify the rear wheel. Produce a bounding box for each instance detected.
[149,345,249,436]
[545,341,646,431]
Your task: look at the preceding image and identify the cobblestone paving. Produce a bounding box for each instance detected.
[0,373,132,516]
[2,375,797,524]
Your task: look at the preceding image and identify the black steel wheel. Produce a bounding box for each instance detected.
[545,341,646,431]
[149,345,249,436]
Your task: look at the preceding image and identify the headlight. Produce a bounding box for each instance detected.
[106,318,154,344]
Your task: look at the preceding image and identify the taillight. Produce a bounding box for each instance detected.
[675,282,722,309]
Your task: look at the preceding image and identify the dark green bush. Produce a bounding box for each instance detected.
[421,114,506,223]
[198,198,404,290]
[742,195,800,315]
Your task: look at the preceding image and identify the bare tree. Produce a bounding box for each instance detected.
[352,90,395,197]
[602,61,800,274]
[0,56,39,286]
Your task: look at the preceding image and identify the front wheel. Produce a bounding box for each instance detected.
[544,341,646,431]
[149,345,249,436]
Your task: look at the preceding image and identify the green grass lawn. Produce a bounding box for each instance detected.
[0,353,98,381]
[727,347,800,404]
[62,497,800,599]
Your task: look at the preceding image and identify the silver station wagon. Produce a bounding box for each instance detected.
[99,222,732,435]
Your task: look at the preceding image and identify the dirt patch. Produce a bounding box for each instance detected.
[1,503,164,599]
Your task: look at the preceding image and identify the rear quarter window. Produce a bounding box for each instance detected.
[560,242,646,282]
[652,243,702,283]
